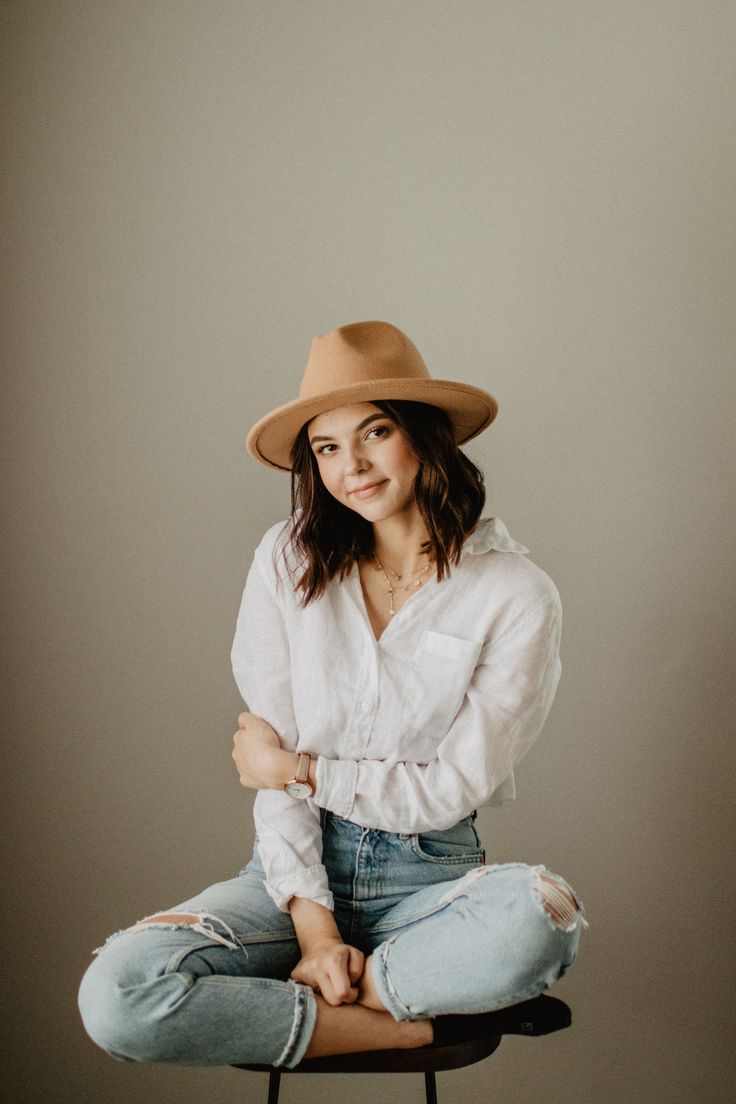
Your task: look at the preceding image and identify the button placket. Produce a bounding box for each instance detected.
[350,644,379,759]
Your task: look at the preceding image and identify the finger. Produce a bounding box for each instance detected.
[237,712,249,729]
[318,979,341,1006]
[347,945,365,983]
[315,966,342,1006]
[326,960,355,1005]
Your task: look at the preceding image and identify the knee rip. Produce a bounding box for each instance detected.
[534,870,588,932]
[139,912,202,927]
[93,911,244,955]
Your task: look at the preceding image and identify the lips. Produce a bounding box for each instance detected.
[350,480,388,498]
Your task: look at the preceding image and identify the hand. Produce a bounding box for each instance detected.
[290,938,365,1006]
[232,713,290,790]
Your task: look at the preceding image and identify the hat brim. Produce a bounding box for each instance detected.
[246,378,499,471]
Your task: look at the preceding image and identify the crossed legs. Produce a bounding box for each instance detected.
[79,861,585,1066]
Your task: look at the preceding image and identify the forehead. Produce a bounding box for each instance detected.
[307,402,387,439]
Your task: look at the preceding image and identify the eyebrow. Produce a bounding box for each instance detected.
[309,413,391,445]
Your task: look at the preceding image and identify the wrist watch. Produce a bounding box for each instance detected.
[284,752,315,799]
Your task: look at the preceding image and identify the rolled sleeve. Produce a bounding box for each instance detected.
[260,856,334,913]
[314,756,359,820]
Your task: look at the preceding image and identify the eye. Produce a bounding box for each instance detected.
[315,442,337,456]
[366,424,390,441]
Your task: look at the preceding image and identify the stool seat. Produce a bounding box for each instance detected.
[236,1030,502,1075]
[233,994,572,1104]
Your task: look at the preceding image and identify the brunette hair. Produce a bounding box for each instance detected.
[276,400,485,605]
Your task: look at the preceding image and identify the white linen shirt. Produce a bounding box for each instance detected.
[230,516,562,913]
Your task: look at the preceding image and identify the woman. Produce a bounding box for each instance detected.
[78,320,587,1070]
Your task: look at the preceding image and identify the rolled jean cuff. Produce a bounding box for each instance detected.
[275,982,318,1068]
[370,938,418,1023]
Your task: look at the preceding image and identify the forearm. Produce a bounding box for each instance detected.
[287,896,364,1006]
[233,712,318,791]
[274,749,318,792]
[288,895,343,951]
[315,754,473,833]
[252,746,318,795]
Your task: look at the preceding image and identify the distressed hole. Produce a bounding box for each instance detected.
[536,872,580,930]
[139,913,202,926]
[437,864,491,905]
[122,911,244,951]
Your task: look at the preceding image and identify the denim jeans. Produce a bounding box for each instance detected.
[78,810,587,1069]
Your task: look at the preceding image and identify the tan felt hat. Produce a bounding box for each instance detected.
[246,319,499,471]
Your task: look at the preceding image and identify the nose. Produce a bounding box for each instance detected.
[343,442,369,477]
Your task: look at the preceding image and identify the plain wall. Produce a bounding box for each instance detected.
[3,2,734,1101]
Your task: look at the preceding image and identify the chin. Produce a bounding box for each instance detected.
[357,503,408,524]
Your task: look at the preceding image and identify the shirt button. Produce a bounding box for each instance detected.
[361,701,372,713]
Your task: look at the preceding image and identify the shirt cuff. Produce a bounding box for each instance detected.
[314,756,359,821]
[264,863,335,914]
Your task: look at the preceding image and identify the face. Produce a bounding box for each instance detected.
[307,402,421,523]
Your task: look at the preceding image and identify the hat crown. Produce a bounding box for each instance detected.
[299,320,430,400]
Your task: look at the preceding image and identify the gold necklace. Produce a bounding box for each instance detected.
[373,556,432,616]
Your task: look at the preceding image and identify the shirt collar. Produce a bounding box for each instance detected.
[463,516,530,556]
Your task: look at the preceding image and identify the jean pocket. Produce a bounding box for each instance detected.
[408,817,485,865]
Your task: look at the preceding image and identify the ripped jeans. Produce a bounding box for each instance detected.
[78,810,587,1069]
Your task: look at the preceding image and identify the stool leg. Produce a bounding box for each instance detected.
[267,1070,281,1104]
[424,1070,438,1104]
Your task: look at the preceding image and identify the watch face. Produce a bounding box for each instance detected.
[285,781,312,799]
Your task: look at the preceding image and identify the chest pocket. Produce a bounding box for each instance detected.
[402,630,483,737]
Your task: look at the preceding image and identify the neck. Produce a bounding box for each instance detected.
[371,510,432,574]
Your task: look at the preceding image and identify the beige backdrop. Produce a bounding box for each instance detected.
[3,2,735,1102]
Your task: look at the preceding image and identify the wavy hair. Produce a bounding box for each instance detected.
[276,400,485,605]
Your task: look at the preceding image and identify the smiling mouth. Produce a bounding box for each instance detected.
[350,480,388,498]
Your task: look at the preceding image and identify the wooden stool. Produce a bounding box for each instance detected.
[233,995,571,1104]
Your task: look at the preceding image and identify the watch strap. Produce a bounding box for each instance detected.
[295,752,311,784]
